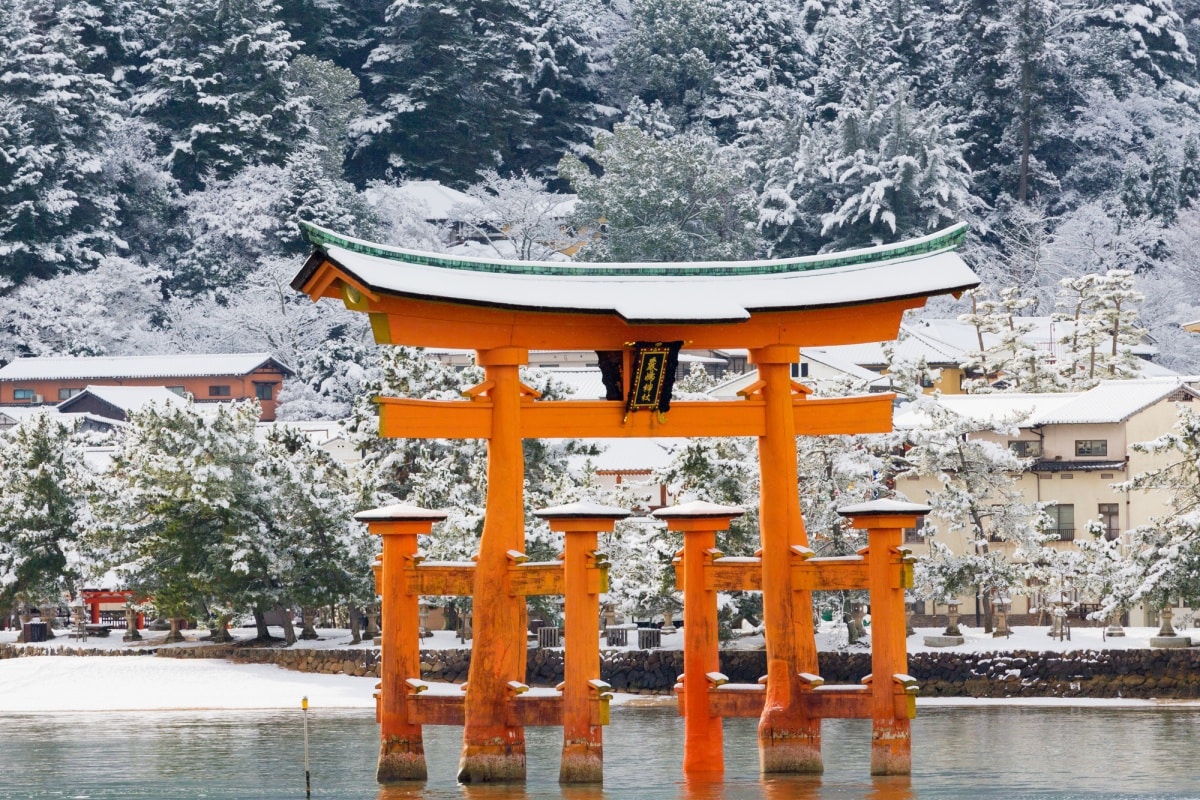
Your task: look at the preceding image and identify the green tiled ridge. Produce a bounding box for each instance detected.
[300,221,968,277]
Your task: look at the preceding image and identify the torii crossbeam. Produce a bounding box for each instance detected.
[292,222,978,784]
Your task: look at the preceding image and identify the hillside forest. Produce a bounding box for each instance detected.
[5,0,1200,632]
[3,0,1200,375]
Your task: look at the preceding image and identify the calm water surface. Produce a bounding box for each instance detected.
[0,705,1196,799]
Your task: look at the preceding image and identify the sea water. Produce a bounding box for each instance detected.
[0,705,1195,799]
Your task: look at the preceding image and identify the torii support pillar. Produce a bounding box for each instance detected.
[355,503,449,783]
[837,499,930,776]
[750,345,822,773]
[654,501,745,776]
[460,346,530,783]
[535,502,630,784]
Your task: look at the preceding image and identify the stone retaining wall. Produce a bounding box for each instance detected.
[6,642,1200,698]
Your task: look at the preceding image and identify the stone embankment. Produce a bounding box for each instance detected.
[5,642,1200,698]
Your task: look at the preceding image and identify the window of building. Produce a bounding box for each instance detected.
[209,385,231,397]
[167,386,187,397]
[1046,504,1075,541]
[789,362,810,379]
[1010,440,1042,458]
[13,388,34,401]
[58,388,83,401]
[1075,439,1108,457]
[254,383,274,401]
[1099,503,1120,541]
[903,516,926,544]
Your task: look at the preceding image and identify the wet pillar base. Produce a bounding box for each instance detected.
[559,741,603,783]
[759,726,823,775]
[870,726,912,776]
[457,743,527,783]
[377,736,428,783]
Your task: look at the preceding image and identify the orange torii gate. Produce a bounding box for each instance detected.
[292,222,978,784]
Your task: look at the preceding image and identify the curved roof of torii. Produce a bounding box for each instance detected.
[293,222,979,325]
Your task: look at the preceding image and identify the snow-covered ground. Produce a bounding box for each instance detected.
[1,623,1195,714]
[7,621,1188,655]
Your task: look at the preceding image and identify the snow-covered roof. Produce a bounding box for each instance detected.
[542,368,608,400]
[0,353,292,381]
[897,378,1200,429]
[1032,378,1199,425]
[256,419,348,445]
[0,405,60,421]
[393,180,480,220]
[61,385,186,413]
[296,222,978,325]
[921,393,1081,426]
[567,438,683,473]
[801,348,883,383]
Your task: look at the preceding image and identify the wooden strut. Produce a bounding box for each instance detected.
[364,490,621,785]
[671,506,926,777]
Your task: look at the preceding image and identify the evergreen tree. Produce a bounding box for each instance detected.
[1147,146,1179,223]
[95,401,274,640]
[959,286,1062,393]
[1178,136,1200,209]
[559,108,758,261]
[0,413,95,614]
[353,0,592,186]
[133,0,303,192]
[0,0,123,285]
[260,424,372,643]
[1103,406,1200,625]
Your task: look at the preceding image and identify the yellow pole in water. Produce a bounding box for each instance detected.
[302,696,310,798]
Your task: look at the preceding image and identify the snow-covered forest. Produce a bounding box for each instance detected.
[6,0,1200,634]
[4,0,1200,369]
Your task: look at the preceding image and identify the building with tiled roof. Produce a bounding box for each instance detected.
[0,353,293,421]
[898,377,1200,627]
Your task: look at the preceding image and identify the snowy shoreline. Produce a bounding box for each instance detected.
[3,622,1198,714]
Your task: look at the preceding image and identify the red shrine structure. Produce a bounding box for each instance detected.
[292,222,977,784]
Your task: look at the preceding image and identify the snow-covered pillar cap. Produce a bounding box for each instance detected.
[837,498,930,528]
[354,503,449,533]
[535,501,630,532]
[653,500,744,531]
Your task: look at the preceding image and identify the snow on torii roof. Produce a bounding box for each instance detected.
[294,222,979,325]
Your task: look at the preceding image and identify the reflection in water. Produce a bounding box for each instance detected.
[6,706,1200,798]
[678,773,728,800]
[759,775,822,800]
[867,775,914,800]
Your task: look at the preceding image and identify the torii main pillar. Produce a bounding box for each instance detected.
[752,346,822,772]
[458,346,529,783]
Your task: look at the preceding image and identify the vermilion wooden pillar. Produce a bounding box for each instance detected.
[838,500,929,776]
[655,501,745,775]
[460,347,529,783]
[535,502,629,784]
[355,503,449,783]
[750,346,822,774]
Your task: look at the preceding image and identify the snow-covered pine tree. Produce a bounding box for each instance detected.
[0,412,96,623]
[94,401,274,642]
[958,286,1062,393]
[0,0,124,285]
[259,423,372,643]
[133,0,303,192]
[353,0,591,187]
[1053,270,1146,388]
[559,107,758,261]
[1106,406,1200,629]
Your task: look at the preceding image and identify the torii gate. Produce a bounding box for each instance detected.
[292,222,978,784]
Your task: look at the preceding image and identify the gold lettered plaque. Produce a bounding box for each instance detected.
[626,341,683,420]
